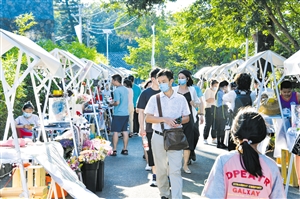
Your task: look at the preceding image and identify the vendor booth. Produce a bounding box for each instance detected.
[283,50,300,193]
[236,50,300,193]
[215,59,244,82]
[0,29,100,198]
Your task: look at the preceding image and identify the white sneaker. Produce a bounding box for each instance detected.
[150,180,157,187]
[212,139,218,144]
[145,164,151,171]
[203,139,208,144]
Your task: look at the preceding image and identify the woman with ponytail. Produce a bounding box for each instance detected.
[202,107,286,198]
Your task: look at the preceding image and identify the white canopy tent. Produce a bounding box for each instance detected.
[193,66,211,79]
[207,63,229,81]
[283,50,300,194]
[202,65,220,81]
[284,50,300,80]
[0,29,62,198]
[1,31,101,198]
[216,59,245,81]
[50,49,93,92]
[236,50,296,193]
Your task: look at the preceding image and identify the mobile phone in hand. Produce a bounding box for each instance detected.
[175,116,182,124]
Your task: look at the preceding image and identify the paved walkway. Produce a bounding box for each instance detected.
[1,124,299,198]
[94,124,300,198]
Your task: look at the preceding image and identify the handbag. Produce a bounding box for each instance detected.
[156,94,189,151]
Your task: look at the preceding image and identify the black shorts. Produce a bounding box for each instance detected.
[111,115,129,132]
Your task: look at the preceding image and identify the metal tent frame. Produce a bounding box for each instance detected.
[1,29,62,198]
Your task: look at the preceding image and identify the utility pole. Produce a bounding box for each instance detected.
[78,4,82,43]
[72,4,83,44]
[103,29,112,63]
[86,20,90,47]
[151,24,155,68]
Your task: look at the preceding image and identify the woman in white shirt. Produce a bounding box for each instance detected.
[173,69,200,174]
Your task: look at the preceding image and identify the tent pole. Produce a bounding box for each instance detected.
[30,69,48,142]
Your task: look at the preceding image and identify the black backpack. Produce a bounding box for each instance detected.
[234,90,252,115]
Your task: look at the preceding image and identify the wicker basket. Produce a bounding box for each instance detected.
[258,94,281,116]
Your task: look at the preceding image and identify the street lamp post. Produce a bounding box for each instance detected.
[151,24,155,68]
[103,29,112,63]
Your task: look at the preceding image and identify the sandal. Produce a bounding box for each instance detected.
[111,150,117,156]
[121,149,128,155]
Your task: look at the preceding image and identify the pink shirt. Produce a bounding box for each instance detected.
[202,151,286,199]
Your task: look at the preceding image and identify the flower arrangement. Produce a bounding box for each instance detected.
[67,136,112,171]
[67,156,82,172]
[57,138,74,159]
[78,150,101,164]
[81,137,113,162]
[76,94,91,104]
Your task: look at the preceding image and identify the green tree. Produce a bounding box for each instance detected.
[14,13,37,36]
[189,0,300,56]
[54,0,80,42]
[109,0,177,14]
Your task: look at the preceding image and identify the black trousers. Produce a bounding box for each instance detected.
[133,108,140,133]
[203,107,216,139]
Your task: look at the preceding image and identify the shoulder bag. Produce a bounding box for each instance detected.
[156,94,189,150]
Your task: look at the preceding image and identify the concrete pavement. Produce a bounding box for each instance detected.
[1,124,299,198]
[94,128,300,198]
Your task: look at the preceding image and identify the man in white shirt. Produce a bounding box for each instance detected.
[145,69,190,199]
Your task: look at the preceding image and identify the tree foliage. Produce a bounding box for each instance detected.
[14,13,37,36]
[54,0,80,42]
[109,0,176,15]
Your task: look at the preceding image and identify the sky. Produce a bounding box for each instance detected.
[80,0,196,13]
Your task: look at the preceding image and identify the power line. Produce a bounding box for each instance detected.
[89,13,127,26]
[88,16,138,35]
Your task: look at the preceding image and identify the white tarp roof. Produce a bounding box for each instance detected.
[216,59,245,81]
[193,67,211,79]
[284,50,300,76]
[236,50,286,74]
[202,65,220,80]
[50,48,93,90]
[0,29,63,77]
[81,58,109,79]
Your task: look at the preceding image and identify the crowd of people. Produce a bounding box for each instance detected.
[15,67,300,199]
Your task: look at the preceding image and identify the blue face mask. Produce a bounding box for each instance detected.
[23,112,32,118]
[178,79,187,85]
[159,83,170,92]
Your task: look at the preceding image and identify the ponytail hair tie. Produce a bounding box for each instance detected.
[242,139,252,145]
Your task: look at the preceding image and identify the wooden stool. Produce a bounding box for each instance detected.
[0,165,48,198]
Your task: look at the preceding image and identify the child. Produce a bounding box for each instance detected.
[202,107,286,198]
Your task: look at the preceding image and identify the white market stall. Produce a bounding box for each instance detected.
[284,50,300,77]
[235,50,300,193]
[283,50,300,194]
[0,29,99,199]
[215,59,245,82]
[81,58,111,140]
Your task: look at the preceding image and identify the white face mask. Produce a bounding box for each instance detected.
[212,87,218,91]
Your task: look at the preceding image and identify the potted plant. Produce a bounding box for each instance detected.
[67,136,112,192]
